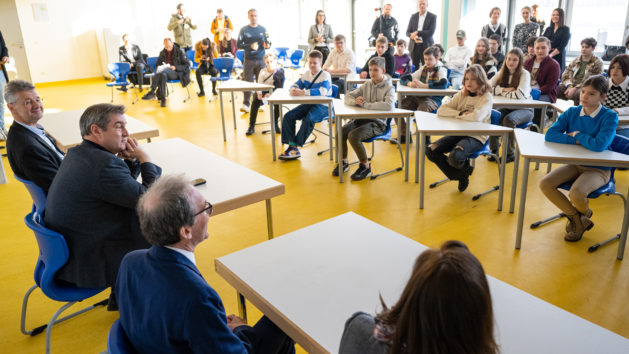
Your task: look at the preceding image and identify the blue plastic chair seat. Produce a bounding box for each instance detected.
[313,84,339,123]
[558,176,616,198]
[364,118,393,143]
[108,319,137,354]
[107,63,131,87]
[186,50,198,70]
[210,57,234,82]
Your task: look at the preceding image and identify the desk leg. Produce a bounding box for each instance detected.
[419,132,426,209]
[0,158,6,185]
[415,130,420,183]
[270,104,277,161]
[338,118,344,183]
[266,199,274,240]
[515,158,530,249]
[328,102,334,161]
[231,92,237,131]
[535,106,548,171]
[498,132,508,211]
[237,293,248,323]
[219,92,227,142]
[617,187,629,260]
[405,114,410,182]
[510,148,520,213]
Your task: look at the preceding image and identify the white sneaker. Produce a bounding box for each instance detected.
[258,106,265,112]
[240,105,250,113]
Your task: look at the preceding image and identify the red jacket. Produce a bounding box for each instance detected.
[524,55,560,102]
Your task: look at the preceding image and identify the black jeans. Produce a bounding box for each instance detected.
[249,94,280,126]
[128,62,146,90]
[244,316,295,354]
[425,136,483,180]
[151,68,179,100]
[196,63,218,94]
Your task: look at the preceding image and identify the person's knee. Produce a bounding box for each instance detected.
[447,146,467,168]
[538,175,556,194]
[425,143,439,160]
[568,187,588,209]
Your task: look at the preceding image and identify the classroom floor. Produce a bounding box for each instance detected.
[1,76,628,353]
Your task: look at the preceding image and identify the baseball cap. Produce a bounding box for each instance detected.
[456,30,466,39]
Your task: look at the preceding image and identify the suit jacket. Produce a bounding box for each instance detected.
[0,30,8,81]
[6,122,63,194]
[116,246,258,353]
[157,43,191,87]
[44,140,161,288]
[405,11,436,54]
[118,44,146,66]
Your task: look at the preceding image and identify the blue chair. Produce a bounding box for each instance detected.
[144,55,191,103]
[353,118,404,179]
[530,88,541,100]
[287,49,304,69]
[20,211,107,354]
[309,84,338,159]
[186,49,198,71]
[106,63,135,103]
[210,57,234,82]
[14,175,46,215]
[355,67,361,74]
[274,47,290,62]
[108,319,137,354]
[530,135,629,252]
[234,49,244,69]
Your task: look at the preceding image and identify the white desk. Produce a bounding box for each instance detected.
[39,110,159,152]
[330,72,350,93]
[141,138,285,239]
[395,84,459,101]
[332,100,413,183]
[216,80,275,142]
[345,76,400,86]
[510,129,629,259]
[492,96,551,131]
[267,89,334,161]
[216,212,629,354]
[414,111,512,210]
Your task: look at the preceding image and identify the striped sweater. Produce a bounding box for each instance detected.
[290,70,333,99]
[490,69,532,100]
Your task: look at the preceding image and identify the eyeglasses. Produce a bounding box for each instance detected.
[194,201,213,216]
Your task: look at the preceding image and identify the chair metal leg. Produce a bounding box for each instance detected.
[183,85,191,103]
[20,284,39,335]
[589,193,627,252]
[430,178,450,188]
[472,152,501,201]
[110,87,114,103]
[530,212,566,229]
[371,139,405,180]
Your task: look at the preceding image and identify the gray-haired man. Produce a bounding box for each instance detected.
[45,103,162,310]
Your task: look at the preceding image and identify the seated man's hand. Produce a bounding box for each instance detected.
[170,65,176,71]
[567,131,579,138]
[123,138,151,163]
[226,314,247,331]
[418,81,428,89]
[290,87,305,96]
[355,96,365,106]
[359,71,368,79]
[409,80,421,88]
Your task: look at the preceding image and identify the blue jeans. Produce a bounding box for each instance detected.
[617,128,629,138]
[0,73,6,129]
[426,136,483,180]
[489,108,534,155]
[449,70,464,90]
[281,104,328,147]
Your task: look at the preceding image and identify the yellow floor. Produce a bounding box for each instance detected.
[1,77,628,353]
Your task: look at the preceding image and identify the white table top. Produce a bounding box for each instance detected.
[216,212,629,354]
[414,111,512,134]
[332,100,413,119]
[514,129,629,168]
[216,79,274,92]
[550,99,575,113]
[492,96,551,108]
[345,76,400,85]
[267,89,334,105]
[396,84,459,96]
[39,110,159,152]
[141,138,284,216]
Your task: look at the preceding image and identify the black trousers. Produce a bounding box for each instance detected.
[315,46,330,65]
[425,136,483,180]
[151,68,179,100]
[411,43,428,68]
[128,62,146,89]
[196,63,218,93]
[249,94,280,126]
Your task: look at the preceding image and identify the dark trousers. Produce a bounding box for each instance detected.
[533,94,552,127]
[128,62,146,90]
[281,104,328,146]
[425,136,483,180]
[249,94,280,126]
[315,46,330,65]
[341,120,385,161]
[411,43,427,68]
[489,108,533,155]
[332,77,346,95]
[247,316,295,354]
[243,58,266,106]
[196,63,218,94]
[151,68,179,100]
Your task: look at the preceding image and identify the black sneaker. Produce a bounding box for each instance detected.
[487,151,498,162]
[458,174,469,192]
[142,92,156,100]
[274,123,281,134]
[212,90,218,96]
[198,91,205,97]
[116,87,128,92]
[351,165,372,181]
[332,162,350,176]
[160,99,167,107]
[499,154,515,164]
[246,126,255,135]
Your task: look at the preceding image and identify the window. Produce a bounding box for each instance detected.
[459,0,508,52]
[567,0,629,52]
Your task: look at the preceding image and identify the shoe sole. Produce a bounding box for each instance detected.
[278,155,300,160]
[351,171,372,181]
[332,166,350,177]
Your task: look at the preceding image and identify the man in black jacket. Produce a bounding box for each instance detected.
[1,30,10,139]
[369,4,399,54]
[45,103,161,310]
[406,0,437,67]
[118,34,147,91]
[5,80,64,194]
[142,38,190,107]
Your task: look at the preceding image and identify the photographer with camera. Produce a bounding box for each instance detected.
[237,8,271,113]
[369,4,398,55]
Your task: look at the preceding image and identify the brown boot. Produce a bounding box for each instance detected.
[565,209,593,233]
[565,213,594,242]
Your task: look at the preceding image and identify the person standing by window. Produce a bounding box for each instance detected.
[369,4,399,55]
[542,8,571,72]
[481,7,507,47]
[406,0,436,68]
[512,6,539,52]
[167,3,197,52]
[308,10,334,65]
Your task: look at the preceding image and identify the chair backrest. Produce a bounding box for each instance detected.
[331,84,339,99]
[530,88,541,100]
[186,50,198,69]
[490,109,501,125]
[355,67,361,74]
[146,57,158,73]
[107,63,131,84]
[236,49,244,63]
[213,57,234,79]
[275,47,290,61]
[24,211,70,290]
[610,134,629,155]
[290,49,304,65]
[108,319,137,354]
[14,175,46,215]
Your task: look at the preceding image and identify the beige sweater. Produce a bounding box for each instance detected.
[436,91,493,143]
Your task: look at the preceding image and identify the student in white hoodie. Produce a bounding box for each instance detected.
[333,57,395,181]
[428,64,493,192]
[444,30,472,89]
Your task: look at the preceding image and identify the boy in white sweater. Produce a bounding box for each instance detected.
[444,30,473,89]
[428,64,493,191]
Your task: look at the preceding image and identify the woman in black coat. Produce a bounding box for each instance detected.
[542,8,571,72]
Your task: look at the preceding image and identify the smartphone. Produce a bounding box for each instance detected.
[191,178,206,186]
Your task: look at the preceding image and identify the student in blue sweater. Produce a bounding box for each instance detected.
[279,50,332,160]
[539,75,618,242]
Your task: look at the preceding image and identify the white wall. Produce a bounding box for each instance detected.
[0,0,31,82]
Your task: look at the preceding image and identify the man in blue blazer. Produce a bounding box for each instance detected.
[45,103,161,310]
[406,0,437,68]
[116,175,295,353]
[5,80,64,193]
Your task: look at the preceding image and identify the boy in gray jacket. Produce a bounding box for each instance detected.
[333,57,395,181]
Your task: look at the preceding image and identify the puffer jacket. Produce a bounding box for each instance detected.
[167,14,197,48]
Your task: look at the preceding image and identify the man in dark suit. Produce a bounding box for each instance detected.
[118,34,147,91]
[141,37,190,107]
[406,0,437,68]
[45,103,161,310]
[5,80,64,193]
[116,175,295,353]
